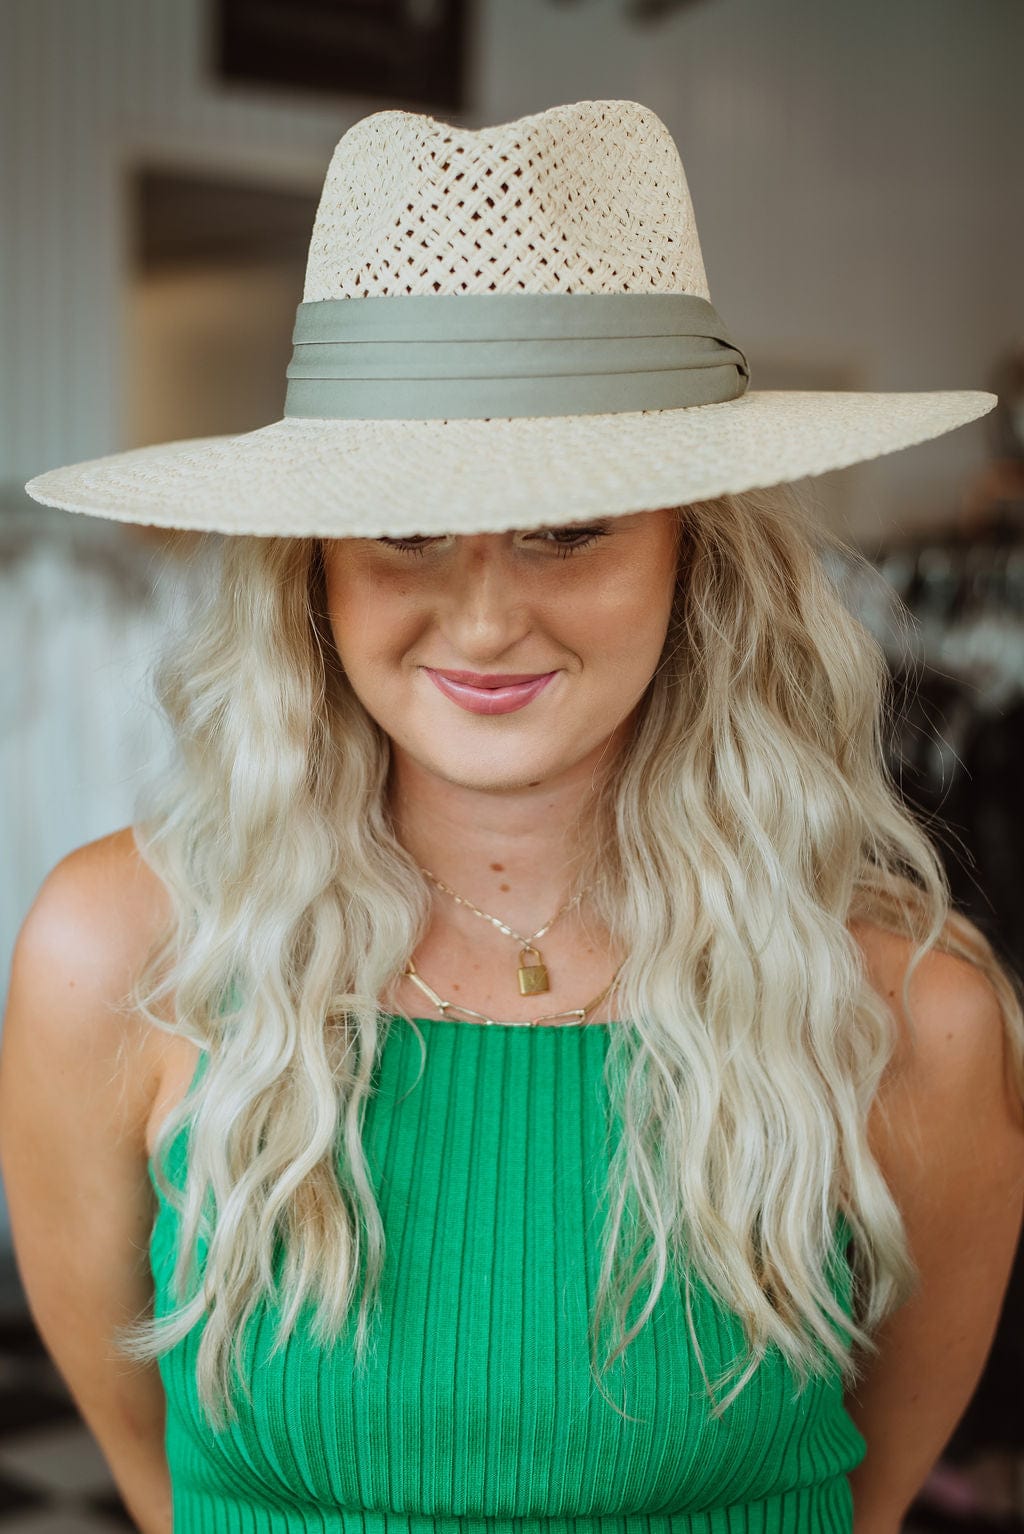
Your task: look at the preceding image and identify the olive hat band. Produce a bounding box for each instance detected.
[283,291,750,421]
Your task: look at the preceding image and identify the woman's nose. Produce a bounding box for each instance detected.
[441,536,532,643]
[450,534,517,589]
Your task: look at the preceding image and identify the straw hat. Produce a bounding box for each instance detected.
[24,98,996,539]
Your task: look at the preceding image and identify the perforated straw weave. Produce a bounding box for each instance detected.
[25,99,996,538]
[301,99,712,301]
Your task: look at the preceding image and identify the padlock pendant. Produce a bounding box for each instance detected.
[517,944,550,995]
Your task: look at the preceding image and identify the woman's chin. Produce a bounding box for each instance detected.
[412,747,567,795]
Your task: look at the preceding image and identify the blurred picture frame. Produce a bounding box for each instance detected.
[213,0,469,111]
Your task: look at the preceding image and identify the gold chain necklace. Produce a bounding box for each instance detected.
[401,956,623,1028]
[417,863,587,996]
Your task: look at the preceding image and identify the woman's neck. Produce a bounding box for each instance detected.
[386,749,606,927]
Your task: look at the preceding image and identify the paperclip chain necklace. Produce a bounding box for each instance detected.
[401,955,623,1028]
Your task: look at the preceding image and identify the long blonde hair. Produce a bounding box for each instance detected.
[116,481,1024,1432]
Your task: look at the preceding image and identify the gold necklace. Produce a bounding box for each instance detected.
[417,863,588,996]
[402,957,623,1028]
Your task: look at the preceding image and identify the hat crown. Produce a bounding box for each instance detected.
[302,99,711,303]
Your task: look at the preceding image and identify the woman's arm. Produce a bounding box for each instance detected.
[845,928,1024,1533]
[0,831,175,1534]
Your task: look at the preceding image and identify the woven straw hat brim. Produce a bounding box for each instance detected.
[24,386,995,540]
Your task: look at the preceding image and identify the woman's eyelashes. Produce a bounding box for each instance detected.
[374,525,612,559]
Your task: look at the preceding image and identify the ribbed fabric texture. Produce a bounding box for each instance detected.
[149,1017,867,1533]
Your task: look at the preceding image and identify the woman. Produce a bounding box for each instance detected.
[2,99,1023,1534]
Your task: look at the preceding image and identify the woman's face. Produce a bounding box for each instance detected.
[321,508,681,793]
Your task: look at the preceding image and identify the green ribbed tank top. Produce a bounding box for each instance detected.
[148,1016,867,1533]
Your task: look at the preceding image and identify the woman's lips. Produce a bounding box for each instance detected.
[424,668,557,715]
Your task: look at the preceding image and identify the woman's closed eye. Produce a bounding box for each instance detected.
[375,525,612,559]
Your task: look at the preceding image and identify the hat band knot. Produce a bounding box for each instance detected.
[283,292,749,420]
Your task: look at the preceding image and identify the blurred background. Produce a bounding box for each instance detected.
[1,0,1022,1528]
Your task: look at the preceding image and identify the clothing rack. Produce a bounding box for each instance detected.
[829,505,1024,715]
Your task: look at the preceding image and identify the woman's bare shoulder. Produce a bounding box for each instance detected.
[58,824,169,916]
[846,915,1023,1180]
[847,915,1000,1033]
[1,826,176,1153]
[23,825,173,999]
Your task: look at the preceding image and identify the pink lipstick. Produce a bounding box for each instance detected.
[424,667,557,715]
